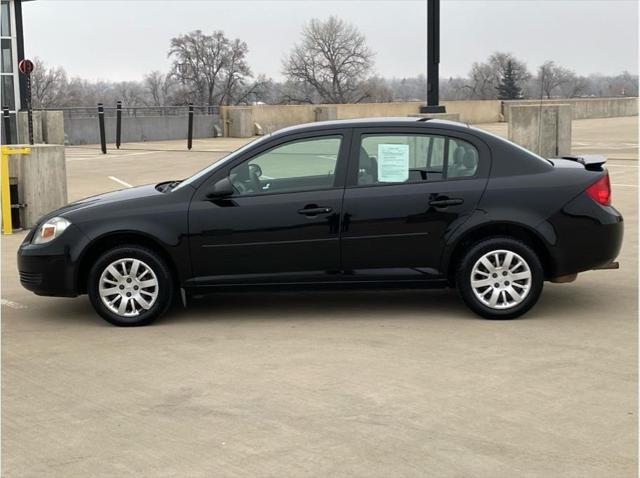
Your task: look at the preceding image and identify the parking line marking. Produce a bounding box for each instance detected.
[612,183,638,187]
[1,299,27,309]
[67,151,157,162]
[108,176,133,188]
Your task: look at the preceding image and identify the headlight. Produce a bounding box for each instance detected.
[32,217,71,245]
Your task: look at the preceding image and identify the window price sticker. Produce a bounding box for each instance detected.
[378,144,409,182]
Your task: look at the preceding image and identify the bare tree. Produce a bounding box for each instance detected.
[464,62,496,99]
[282,16,375,103]
[440,77,470,100]
[168,30,255,106]
[537,61,578,98]
[388,74,428,101]
[143,71,178,106]
[30,57,69,108]
[218,38,252,105]
[464,52,530,99]
[168,30,229,105]
[112,81,147,106]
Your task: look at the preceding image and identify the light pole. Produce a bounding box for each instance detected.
[420,0,446,113]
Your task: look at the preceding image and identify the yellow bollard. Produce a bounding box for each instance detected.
[1,146,31,235]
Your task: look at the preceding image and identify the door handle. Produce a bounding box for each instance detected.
[297,206,333,216]
[429,197,464,208]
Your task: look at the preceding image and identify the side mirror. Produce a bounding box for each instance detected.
[207,177,235,198]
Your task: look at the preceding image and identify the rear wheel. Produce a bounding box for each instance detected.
[88,245,174,326]
[456,237,543,319]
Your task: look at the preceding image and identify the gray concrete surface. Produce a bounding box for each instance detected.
[508,104,572,158]
[42,110,65,145]
[227,107,255,138]
[2,116,638,477]
[16,110,65,145]
[65,114,221,145]
[503,97,639,122]
[8,144,67,228]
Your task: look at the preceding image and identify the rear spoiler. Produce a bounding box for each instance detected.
[560,155,607,170]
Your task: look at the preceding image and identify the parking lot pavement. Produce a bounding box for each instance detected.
[1,117,638,477]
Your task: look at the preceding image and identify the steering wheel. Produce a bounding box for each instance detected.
[233,180,248,194]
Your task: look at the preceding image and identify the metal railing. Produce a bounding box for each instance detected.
[42,105,220,119]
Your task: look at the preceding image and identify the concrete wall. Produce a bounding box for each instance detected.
[503,97,638,122]
[223,97,638,136]
[8,144,67,228]
[227,108,255,138]
[442,100,503,123]
[223,100,503,135]
[17,111,43,144]
[64,114,220,145]
[17,111,65,145]
[508,104,572,158]
[248,104,318,133]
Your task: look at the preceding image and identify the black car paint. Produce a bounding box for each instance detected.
[18,118,623,298]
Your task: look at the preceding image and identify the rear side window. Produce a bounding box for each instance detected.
[447,137,479,178]
[357,134,479,185]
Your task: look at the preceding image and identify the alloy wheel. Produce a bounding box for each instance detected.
[470,249,532,310]
[98,258,159,317]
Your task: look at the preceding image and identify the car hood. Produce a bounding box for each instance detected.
[46,184,164,220]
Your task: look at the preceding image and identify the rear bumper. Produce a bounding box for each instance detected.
[17,225,86,297]
[541,193,624,277]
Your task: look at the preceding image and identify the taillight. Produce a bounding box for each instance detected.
[585,173,611,206]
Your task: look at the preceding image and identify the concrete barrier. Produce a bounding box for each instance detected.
[223,100,501,135]
[221,97,638,137]
[508,104,572,158]
[8,144,67,228]
[442,100,503,123]
[315,106,337,122]
[42,111,65,145]
[17,111,43,144]
[17,111,65,145]
[503,97,638,122]
[64,114,219,145]
[227,107,254,138]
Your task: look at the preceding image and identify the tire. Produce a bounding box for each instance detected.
[456,237,544,320]
[88,245,174,326]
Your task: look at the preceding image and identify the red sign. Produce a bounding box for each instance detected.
[18,59,34,75]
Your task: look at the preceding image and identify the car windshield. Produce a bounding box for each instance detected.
[172,135,272,191]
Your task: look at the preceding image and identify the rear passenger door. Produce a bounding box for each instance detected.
[340,127,490,278]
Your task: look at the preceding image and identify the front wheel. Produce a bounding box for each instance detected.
[456,237,544,319]
[88,245,174,326]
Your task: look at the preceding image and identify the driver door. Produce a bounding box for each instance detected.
[187,130,351,286]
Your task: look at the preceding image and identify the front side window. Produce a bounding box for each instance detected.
[230,135,342,195]
[357,134,479,185]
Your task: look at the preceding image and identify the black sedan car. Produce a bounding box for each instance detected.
[18,118,622,326]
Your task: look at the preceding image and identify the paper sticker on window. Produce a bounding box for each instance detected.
[377,144,409,182]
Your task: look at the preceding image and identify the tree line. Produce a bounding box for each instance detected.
[30,16,638,109]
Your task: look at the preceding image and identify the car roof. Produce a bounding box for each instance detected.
[270,117,471,137]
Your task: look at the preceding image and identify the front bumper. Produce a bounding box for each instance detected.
[17,224,88,297]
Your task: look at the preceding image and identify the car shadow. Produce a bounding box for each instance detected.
[13,282,616,327]
[165,288,480,325]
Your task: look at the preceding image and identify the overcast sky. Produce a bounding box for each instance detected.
[22,0,639,82]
